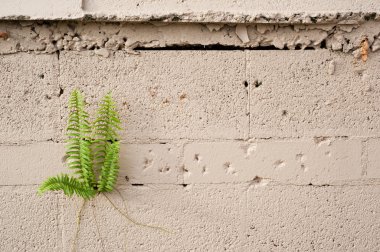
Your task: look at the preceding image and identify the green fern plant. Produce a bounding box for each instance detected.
[38,90,121,198]
[38,90,168,250]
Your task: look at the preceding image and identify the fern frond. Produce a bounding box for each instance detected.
[66,90,94,188]
[98,142,120,192]
[93,93,121,170]
[38,174,96,199]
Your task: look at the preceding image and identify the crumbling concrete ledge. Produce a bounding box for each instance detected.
[0,21,379,58]
[0,0,379,24]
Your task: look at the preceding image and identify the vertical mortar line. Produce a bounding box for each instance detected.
[56,193,62,251]
[245,50,250,140]
[55,51,64,251]
[361,138,369,177]
[179,140,186,185]
[56,51,63,142]
[244,184,249,247]
[242,49,249,247]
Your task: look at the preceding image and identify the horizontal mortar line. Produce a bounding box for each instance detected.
[1,136,380,146]
[2,180,380,188]
[0,47,345,56]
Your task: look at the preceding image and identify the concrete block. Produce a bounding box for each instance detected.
[245,185,380,251]
[59,184,247,251]
[0,143,66,185]
[0,0,82,20]
[0,186,59,251]
[248,51,380,138]
[183,139,362,184]
[0,142,181,185]
[368,138,380,178]
[0,53,61,143]
[59,51,249,141]
[81,0,380,23]
[119,143,182,184]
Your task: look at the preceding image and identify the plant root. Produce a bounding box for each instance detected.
[72,199,86,252]
[102,192,171,233]
[91,198,106,252]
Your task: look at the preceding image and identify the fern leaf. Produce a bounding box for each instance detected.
[93,93,121,170]
[66,90,94,188]
[38,174,96,199]
[98,142,120,192]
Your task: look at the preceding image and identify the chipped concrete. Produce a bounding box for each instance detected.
[0,5,380,250]
[183,139,363,185]
[0,21,379,56]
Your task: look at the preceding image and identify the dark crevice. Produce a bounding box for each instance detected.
[58,87,64,97]
[320,39,327,49]
[254,80,262,88]
[135,44,320,51]
[131,183,144,186]
[136,44,247,51]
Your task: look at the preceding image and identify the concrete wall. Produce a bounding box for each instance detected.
[0,4,380,252]
[0,0,379,23]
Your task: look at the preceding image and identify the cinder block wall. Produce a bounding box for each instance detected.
[1,2,380,251]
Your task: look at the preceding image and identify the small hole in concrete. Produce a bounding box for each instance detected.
[254,81,262,88]
[38,74,45,79]
[179,93,187,100]
[243,81,248,88]
[131,183,144,186]
[125,176,129,182]
[58,87,64,97]
[320,40,327,49]
[282,110,288,116]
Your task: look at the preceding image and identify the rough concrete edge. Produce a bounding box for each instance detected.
[0,12,379,24]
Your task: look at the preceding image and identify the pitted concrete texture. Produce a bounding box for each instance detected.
[183,139,363,185]
[0,186,59,251]
[0,21,379,55]
[0,18,379,251]
[0,53,61,143]
[56,184,380,251]
[59,51,249,141]
[0,0,379,23]
[59,185,247,251]
[119,143,182,184]
[245,185,380,251]
[0,50,374,143]
[1,138,379,187]
[248,50,380,138]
